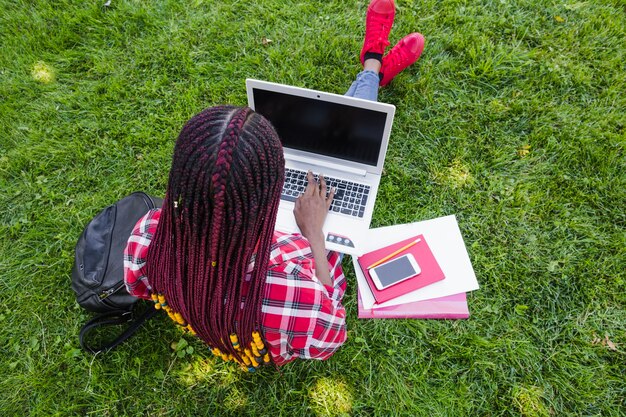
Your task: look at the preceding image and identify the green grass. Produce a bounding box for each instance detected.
[1,0,624,415]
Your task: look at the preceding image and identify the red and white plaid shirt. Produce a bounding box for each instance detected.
[124,208,347,366]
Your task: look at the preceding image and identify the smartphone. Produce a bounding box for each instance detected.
[369,254,421,291]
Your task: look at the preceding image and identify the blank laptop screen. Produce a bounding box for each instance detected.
[252,88,387,166]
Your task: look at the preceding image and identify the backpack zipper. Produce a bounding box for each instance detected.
[97,194,157,302]
[100,282,125,299]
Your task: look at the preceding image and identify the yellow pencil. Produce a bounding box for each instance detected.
[366,238,421,270]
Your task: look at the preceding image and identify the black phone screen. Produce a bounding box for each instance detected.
[373,256,418,288]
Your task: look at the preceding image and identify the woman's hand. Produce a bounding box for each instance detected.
[294,171,335,243]
[294,171,336,287]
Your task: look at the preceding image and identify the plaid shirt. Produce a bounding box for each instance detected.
[124,208,347,366]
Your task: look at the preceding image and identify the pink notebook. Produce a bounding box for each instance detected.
[356,234,445,304]
[358,290,469,319]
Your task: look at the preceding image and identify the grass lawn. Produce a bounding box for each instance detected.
[1,0,624,415]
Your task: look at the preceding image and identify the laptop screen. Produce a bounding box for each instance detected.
[252,88,388,166]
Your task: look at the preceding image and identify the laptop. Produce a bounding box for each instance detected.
[246,79,395,255]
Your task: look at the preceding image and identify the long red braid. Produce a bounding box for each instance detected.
[146,106,285,359]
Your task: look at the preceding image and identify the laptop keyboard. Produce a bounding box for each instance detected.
[281,168,370,218]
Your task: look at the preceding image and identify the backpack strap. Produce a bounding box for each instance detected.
[79,304,158,354]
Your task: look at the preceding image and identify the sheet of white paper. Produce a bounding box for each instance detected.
[353,215,479,309]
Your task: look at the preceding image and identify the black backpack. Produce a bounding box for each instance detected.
[72,192,162,353]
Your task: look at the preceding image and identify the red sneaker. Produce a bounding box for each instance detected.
[379,32,425,86]
[360,0,396,65]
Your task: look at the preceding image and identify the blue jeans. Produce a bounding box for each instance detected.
[345,70,379,102]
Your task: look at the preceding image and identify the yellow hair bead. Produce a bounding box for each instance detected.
[212,261,217,267]
[154,303,162,310]
[151,293,158,302]
[250,356,259,367]
[212,348,221,356]
[251,331,265,350]
[263,354,271,363]
[251,345,260,357]
[241,355,251,366]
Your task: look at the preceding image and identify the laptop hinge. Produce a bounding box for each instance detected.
[287,154,368,177]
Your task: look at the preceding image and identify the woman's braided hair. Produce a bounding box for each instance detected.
[146,105,284,359]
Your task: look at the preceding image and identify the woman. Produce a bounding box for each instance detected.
[124,0,424,369]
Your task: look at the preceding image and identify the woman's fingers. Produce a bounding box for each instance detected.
[319,174,327,197]
[302,171,333,202]
[326,186,336,210]
[304,171,317,196]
